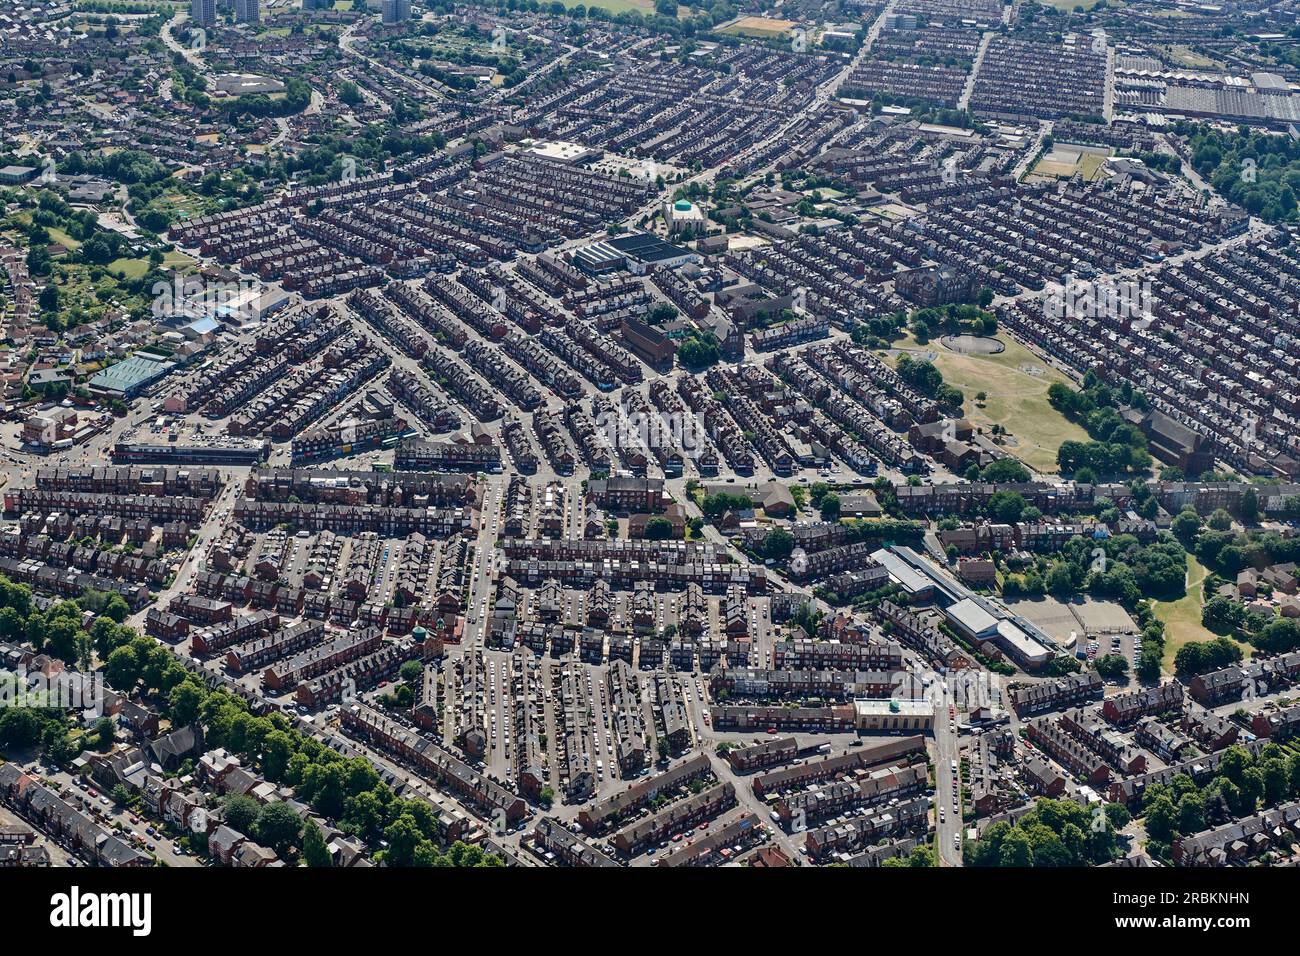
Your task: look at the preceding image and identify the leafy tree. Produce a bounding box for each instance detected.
[1173,637,1243,677]
[337,80,362,107]
[1207,509,1233,531]
[1093,654,1129,679]
[896,354,944,395]
[93,716,116,749]
[1171,508,1201,544]
[223,794,261,834]
[1241,487,1260,525]
[1136,648,1162,683]
[676,331,719,369]
[399,660,423,684]
[649,302,678,324]
[981,458,1031,483]
[1047,562,1078,598]
[253,802,303,857]
[966,798,1117,867]
[301,819,333,867]
[987,491,1027,523]
[643,516,674,540]
[103,594,131,623]
[383,812,424,867]
[262,730,296,783]
[104,644,141,692]
[762,527,795,562]
[1255,618,1300,654]
[42,725,79,764]
[1144,795,1178,843]
[998,828,1034,867]
[0,707,45,748]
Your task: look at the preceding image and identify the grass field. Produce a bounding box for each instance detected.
[1031,146,1110,183]
[1156,555,1250,675]
[1164,44,1221,69]
[892,332,1088,474]
[9,212,83,252]
[46,227,83,251]
[555,0,656,13]
[106,251,198,279]
[107,257,150,280]
[719,15,797,38]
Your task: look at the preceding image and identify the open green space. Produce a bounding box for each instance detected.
[1156,555,1251,675]
[893,332,1089,474]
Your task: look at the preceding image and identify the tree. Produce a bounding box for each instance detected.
[1176,793,1205,834]
[1047,656,1081,676]
[42,726,78,765]
[168,679,206,726]
[1262,757,1290,805]
[1047,562,1077,598]
[223,794,260,834]
[1241,487,1260,525]
[987,491,1027,524]
[643,516,674,540]
[649,302,678,325]
[1093,654,1129,680]
[1174,637,1243,677]
[38,283,60,313]
[896,355,943,395]
[301,819,333,867]
[1104,803,1130,830]
[936,384,964,410]
[383,812,424,867]
[1171,508,1202,544]
[337,80,362,107]
[104,644,141,692]
[103,594,130,623]
[262,730,296,783]
[1136,648,1162,683]
[0,708,44,748]
[762,527,795,562]
[676,331,719,369]
[253,802,303,857]
[92,716,116,750]
[1144,795,1178,843]
[998,828,1034,867]
[0,606,22,639]
[981,458,1031,483]
[399,660,423,684]
[819,492,840,519]
[1256,618,1300,654]
[43,617,82,664]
